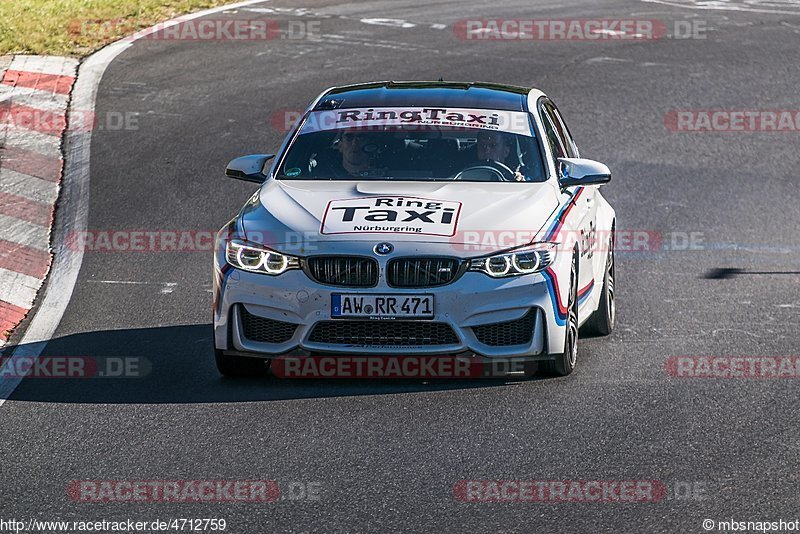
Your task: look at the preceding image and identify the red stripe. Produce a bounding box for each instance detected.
[578,280,594,298]
[549,188,583,240]
[545,267,569,316]
[0,146,62,182]
[0,102,65,136]
[0,300,29,340]
[0,240,50,279]
[1,70,75,95]
[0,192,52,226]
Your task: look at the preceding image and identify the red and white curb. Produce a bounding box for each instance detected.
[0,55,78,347]
[0,0,270,402]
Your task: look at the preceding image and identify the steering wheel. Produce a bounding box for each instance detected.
[452,160,516,182]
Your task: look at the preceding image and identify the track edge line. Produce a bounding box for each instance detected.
[0,0,271,406]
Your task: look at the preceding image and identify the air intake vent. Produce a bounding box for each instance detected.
[306,256,378,287]
[240,305,298,344]
[387,257,461,287]
[308,321,458,346]
[472,310,537,346]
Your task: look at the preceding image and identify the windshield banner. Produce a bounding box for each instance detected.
[298,107,534,137]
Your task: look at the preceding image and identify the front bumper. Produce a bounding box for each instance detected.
[213,264,567,359]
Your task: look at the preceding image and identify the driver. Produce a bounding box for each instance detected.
[456,130,525,181]
[337,129,374,176]
[476,130,512,163]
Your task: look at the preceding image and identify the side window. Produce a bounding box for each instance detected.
[540,105,566,168]
[545,102,579,158]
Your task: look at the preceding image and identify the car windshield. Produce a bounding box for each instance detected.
[275,107,546,182]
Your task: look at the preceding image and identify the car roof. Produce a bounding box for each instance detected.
[314,81,541,112]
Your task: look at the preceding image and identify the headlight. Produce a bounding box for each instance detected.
[225,239,300,275]
[469,243,557,277]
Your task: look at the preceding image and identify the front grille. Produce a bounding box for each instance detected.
[387,257,461,287]
[308,321,458,346]
[472,310,537,346]
[240,305,298,344]
[306,256,378,287]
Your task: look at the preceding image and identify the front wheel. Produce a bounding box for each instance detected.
[214,348,269,377]
[544,253,579,377]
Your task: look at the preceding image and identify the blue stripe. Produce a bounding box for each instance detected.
[541,269,567,327]
[578,282,593,304]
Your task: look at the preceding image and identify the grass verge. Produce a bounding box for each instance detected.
[0,0,235,56]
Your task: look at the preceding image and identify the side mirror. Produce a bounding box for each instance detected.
[557,157,611,188]
[225,154,275,183]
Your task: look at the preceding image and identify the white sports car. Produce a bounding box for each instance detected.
[213,81,616,377]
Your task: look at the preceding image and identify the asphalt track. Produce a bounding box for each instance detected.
[2,0,800,531]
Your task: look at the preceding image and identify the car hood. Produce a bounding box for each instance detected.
[239,180,561,255]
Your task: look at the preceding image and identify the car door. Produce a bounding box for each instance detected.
[539,100,598,307]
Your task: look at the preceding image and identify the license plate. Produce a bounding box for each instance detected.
[331,294,434,319]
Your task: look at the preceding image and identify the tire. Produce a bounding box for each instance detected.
[583,238,615,336]
[543,252,579,377]
[214,348,268,377]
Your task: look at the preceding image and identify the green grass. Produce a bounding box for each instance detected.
[0,0,234,56]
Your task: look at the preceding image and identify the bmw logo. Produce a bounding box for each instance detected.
[374,242,394,255]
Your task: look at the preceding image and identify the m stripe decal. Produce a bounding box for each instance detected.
[543,187,584,241]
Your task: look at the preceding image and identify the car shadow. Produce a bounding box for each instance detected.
[1,324,546,404]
